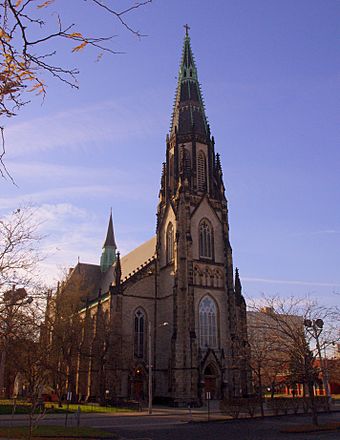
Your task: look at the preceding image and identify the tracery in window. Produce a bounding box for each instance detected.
[199,296,218,348]
[197,151,207,192]
[166,222,174,263]
[134,309,145,358]
[199,219,213,259]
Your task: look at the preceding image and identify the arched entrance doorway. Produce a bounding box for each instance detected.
[130,367,146,401]
[204,364,218,399]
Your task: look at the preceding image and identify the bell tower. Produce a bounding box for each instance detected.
[156,28,250,405]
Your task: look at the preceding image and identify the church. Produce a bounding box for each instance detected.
[59,29,250,406]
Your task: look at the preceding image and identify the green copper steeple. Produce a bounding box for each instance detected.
[100,210,117,272]
[170,26,209,138]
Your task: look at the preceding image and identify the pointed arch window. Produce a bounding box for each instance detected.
[199,296,218,348]
[181,148,191,177]
[134,309,145,358]
[197,151,207,192]
[199,219,213,259]
[166,222,174,263]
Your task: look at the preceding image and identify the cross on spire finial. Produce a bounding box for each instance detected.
[184,24,190,37]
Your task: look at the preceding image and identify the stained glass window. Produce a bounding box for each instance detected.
[199,220,213,259]
[199,296,217,348]
[134,309,145,358]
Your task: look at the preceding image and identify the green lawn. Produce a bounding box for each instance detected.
[0,400,132,415]
[0,425,117,439]
[0,400,33,415]
[45,402,132,413]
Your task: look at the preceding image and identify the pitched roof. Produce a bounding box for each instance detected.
[98,236,157,295]
[120,236,156,282]
[78,236,157,310]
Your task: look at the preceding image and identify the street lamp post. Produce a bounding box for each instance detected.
[304,318,331,407]
[148,321,169,415]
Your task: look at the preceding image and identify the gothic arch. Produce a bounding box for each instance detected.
[203,266,213,287]
[197,151,207,192]
[214,269,223,288]
[180,147,191,176]
[199,295,219,349]
[128,364,147,401]
[199,218,214,260]
[133,308,147,359]
[166,222,174,263]
[202,361,221,400]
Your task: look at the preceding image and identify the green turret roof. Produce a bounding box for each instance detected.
[170,27,209,138]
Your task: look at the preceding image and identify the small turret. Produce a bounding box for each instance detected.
[100,210,117,272]
[235,267,242,296]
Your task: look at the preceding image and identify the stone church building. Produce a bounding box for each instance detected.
[58,30,250,406]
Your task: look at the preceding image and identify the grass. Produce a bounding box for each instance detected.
[0,425,117,439]
[281,422,340,433]
[264,394,340,401]
[0,400,33,415]
[45,403,132,414]
[0,400,132,415]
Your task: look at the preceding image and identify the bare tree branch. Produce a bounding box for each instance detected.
[0,0,153,181]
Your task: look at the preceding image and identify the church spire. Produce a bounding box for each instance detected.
[100,210,117,272]
[170,27,209,139]
[103,208,116,248]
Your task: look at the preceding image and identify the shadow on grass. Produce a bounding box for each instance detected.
[0,425,118,439]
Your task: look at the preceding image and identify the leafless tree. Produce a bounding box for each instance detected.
[247,317,288,416]
[0,206,42,291]
[0,283,49,397]
[0,206,48,399]
[0,0,153,180]
[248,295,340,425]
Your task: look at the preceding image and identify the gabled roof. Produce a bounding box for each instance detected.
[77,236,157,311]
[99,236,156,292]
[120,236,156,282]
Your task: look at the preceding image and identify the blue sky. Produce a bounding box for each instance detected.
[1,0,339,306]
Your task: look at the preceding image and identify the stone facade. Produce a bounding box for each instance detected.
[51,31,250,406]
